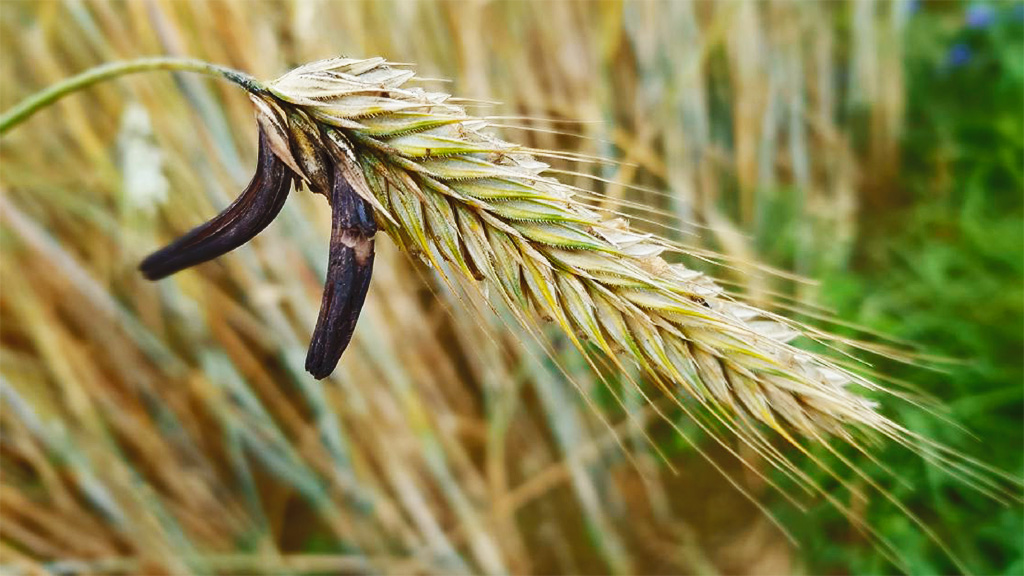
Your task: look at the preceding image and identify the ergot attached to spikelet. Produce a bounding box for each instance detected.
[262,56,898,443]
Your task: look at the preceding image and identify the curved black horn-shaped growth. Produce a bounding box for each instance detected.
[305,164,376,379]
[139,127,292,280]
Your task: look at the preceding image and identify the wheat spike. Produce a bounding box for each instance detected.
[247,56,906,441]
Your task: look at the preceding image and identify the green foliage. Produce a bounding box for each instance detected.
[776,4,1024,573]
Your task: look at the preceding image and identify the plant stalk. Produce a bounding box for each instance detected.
[0,57,265,136]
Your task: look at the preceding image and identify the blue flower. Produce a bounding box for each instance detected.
[946,43,973,68]
[965,4,996,29]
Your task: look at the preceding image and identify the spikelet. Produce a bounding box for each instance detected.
[259,56,898,442]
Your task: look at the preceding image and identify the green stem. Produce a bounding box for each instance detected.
[0,57,266,136]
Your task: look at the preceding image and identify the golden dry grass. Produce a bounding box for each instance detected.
[1,2,1014,575]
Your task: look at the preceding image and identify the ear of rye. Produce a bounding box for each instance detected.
[266,57,897,443]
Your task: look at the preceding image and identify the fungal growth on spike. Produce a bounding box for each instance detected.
[140,84,380,379]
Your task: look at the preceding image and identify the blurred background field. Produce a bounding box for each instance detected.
[0,1,1021,574]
